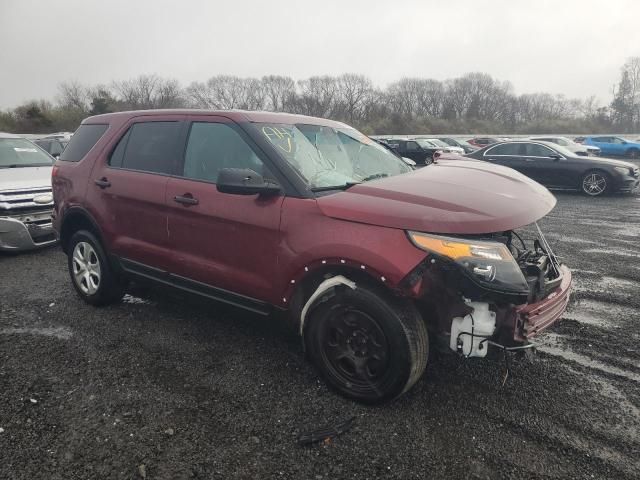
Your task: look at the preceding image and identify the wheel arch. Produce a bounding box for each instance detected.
[59,207,105,254]
[286,262,401,335]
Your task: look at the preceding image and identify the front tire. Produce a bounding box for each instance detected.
[581,170,610,196]
[67,230,124,305]
[304,284,428,404]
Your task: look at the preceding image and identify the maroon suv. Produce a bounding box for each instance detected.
[52,110,572,403]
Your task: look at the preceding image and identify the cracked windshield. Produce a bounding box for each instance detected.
[259,123,410,189]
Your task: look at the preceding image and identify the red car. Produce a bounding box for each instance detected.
[52,110,572,403]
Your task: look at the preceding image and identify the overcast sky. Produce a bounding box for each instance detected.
[1,0,638,109]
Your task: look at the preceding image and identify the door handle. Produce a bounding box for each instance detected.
[174,194,199,206]
[94,177,111,188]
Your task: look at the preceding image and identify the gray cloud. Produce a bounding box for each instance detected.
[0,0,638,108]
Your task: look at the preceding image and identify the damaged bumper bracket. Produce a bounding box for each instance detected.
[515,264,572,341]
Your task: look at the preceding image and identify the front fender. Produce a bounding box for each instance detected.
[277,197,427,307]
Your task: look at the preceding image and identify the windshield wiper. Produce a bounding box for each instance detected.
[361,173,389,182]
[310,182,360,193]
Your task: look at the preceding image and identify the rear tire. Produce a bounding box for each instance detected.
[581,170,610,196]
[67,230,124,306]
[304,284,428,404]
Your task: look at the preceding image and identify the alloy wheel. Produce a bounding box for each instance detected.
[582,172,607,196]
[72,241,101,295]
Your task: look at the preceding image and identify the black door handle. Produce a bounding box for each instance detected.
[174,194,199,206]
[94,178,111,188]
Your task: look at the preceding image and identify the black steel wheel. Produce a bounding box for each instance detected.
[304,284,428,404]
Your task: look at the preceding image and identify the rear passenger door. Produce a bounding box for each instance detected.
[165,116,283,306]
[482,143,525,170]
[87,116,185,272]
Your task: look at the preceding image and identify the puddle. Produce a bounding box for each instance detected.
[545,234,598,245]
[583,248,640,258]
[570,268,600,275]
[562,299,616,328]
[600,276,638,290]
[0,326,72,340]
[537,333,640,384]
[122,294,153,305]
[576,219,640,237]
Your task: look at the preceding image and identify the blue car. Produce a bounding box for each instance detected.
[584,136,640,159]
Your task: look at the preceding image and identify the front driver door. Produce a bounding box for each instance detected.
[165,116,283,308]
[520,143,572,187]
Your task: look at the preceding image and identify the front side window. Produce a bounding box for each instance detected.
[59,124,108,162]
[182,122,268,183]
[257,123,411,190]
[612,137,626,144]
[485,143,522,156]
[0,138,54,168]
[110,122,181,175]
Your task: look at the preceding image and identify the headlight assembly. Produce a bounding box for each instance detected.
[614,166,633,176]
[407,231,530,294]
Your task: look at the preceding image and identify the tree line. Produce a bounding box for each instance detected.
[2,58,639,135]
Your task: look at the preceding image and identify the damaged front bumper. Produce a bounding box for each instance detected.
[513,264,572,341]
[402,230,573,354]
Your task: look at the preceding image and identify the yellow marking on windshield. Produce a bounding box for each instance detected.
[262,126,293,153]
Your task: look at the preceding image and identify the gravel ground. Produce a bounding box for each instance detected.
[1,189,639,479]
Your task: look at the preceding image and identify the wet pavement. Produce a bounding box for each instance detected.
[1,189,639,479]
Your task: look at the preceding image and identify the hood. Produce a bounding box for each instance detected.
[0,166,53,191]
[316,159,556,234]
[580,156,636,169]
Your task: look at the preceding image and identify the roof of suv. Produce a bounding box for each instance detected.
[83,109,352,129]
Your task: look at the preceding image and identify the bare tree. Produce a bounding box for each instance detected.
[261,75,296,112]
[296,76,338,117]
[335,74,373,123]
[57,81,91,112]
[112,74,184,109]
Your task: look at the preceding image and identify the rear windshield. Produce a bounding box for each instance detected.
[59,124,108,162]
[0,138,54,168]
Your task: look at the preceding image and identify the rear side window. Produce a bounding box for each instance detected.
[59,124,108,162]
[524,143,555,157]
[485,143,522,156]
[110,122,181,175]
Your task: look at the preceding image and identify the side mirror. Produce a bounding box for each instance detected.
[549,153,562,160]
[622,141,628,145]
[216,168,281,196]
[401,157,416,167]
